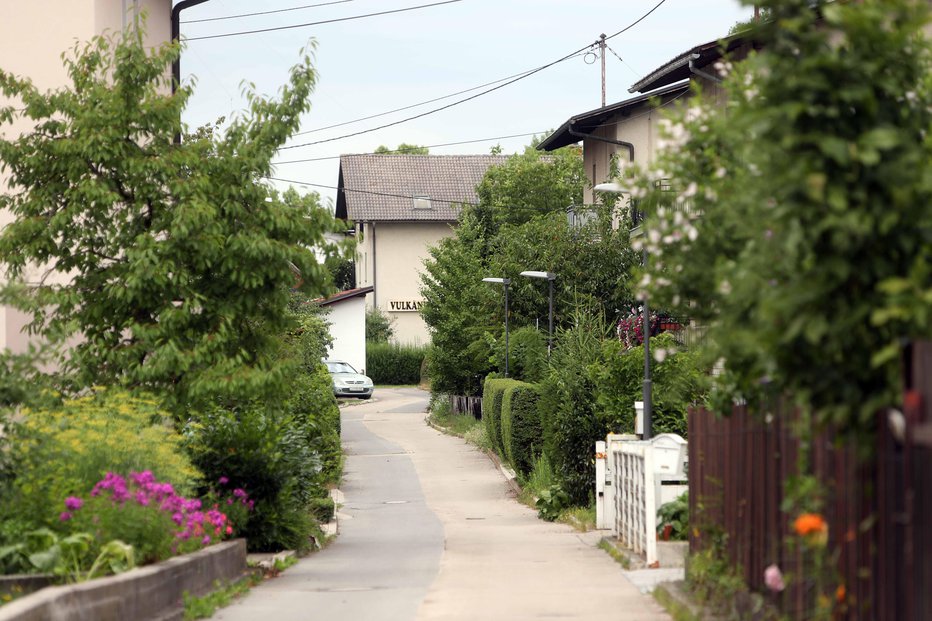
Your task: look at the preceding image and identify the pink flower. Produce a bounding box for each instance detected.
[64,496,83,511]
[225,526,233,535]
[202,535,211,546]
[218,476,229,485]
[764,564,785,592]
[59,511,72,521]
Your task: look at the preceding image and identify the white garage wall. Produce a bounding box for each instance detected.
[324,296,367,374]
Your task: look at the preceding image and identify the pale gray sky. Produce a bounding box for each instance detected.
[178,0,751,206]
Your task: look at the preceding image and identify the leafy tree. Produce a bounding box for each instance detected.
[474,145,584,230]
[365,307,395,343]
[421,141,637,390]
[420,209,496,395]
[632,0,932,432]
[325,256,356,291]
[0,28,346,410]
[489,208,637,327]
[373,143,429,155]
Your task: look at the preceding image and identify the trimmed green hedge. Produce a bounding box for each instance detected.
[481,377,521,456]
[366,342,428,385]
[501,382,542,477]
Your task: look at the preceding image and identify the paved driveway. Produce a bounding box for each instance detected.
[216,387,671,621]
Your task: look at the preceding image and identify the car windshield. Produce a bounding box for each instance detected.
[326,361,357,374]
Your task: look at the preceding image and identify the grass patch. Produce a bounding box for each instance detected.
[598,539,631,570]
[558,504,596,531]
[517,453,557,506]
[428,396,488,448]
[653,583,702,621]
[183,576,261,620]
[185,556,300,619]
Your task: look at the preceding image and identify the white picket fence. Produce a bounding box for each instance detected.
[596,433,688,566]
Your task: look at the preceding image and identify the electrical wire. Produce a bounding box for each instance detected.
[276,0,671,150]
[183,0,358,24]
[184,0,464,41]
[267,177,480,206]
[273,131,546,164]
[290,64,565,137]
[606,44,643,79]
[275,78,689,165]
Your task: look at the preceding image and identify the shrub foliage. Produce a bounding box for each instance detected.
[366,342,427,385]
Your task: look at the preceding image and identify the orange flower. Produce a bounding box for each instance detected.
[836,584,846,603]
[793,512,827,536]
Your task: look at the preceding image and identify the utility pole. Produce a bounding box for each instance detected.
[599,33,607,107]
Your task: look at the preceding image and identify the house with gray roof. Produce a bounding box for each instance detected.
[335,154,508,344]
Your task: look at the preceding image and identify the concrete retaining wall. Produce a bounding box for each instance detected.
[0,539,247,621]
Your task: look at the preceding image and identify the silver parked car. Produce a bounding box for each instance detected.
[324,360,374,399]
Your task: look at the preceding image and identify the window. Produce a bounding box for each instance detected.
[412,195,432,210]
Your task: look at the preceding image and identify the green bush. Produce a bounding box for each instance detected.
[493,326,548,383]
[182,404,319,553]
[5,388,201,529]
[500,382,542,476]
[287,364,342,485]
[366,342,428,385]
[482,377,521,457]
[365,307,395,343]
[592,333,707,438]
[537,308,606,506]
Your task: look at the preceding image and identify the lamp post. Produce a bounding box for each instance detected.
[482,277,511,377]
[519,271,556,357]
[594,182,652,440]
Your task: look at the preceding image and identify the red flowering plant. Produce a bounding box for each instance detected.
[61,471,251,564]
[616,306,661,349]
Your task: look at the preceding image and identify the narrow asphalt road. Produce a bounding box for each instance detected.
[215,387,671,621]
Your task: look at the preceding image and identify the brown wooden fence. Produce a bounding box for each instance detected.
[450,394,482,419]
[688,342,932,620]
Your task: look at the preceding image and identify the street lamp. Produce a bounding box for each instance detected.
[519,271,556,357]
[594,181,653,440]
[482,277,511,377]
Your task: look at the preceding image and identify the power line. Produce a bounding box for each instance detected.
[279,50,584,150]
[606,44,643,79]
[274,131,545,164]
[273,84,690,166]
[291,64,558,137]
[184,0,464,41]
[182,0,358,24]
[267,177,480,206]
[277,0,671,150]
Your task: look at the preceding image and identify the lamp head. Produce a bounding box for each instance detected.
[520,270,556,281]
[482,277,511,285]
[593,181,630,194]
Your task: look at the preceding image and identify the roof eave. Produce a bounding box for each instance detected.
[537,83,691,152]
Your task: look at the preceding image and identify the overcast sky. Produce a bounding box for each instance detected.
[178,0,751,206]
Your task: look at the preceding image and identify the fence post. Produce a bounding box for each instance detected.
[596,441,608,529]
[644,443,658,567]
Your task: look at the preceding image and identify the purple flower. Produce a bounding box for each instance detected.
[172,512,184,525]
[59,511,72,522]
[202,535,211,546]
[764,564,785,592]
[233,488,247,499]
[218,476,229,485]
[64,496,84,511]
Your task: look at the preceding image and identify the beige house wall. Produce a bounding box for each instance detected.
[354,220,454,345]
[0,0,171,353]
[582,96,688,205]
